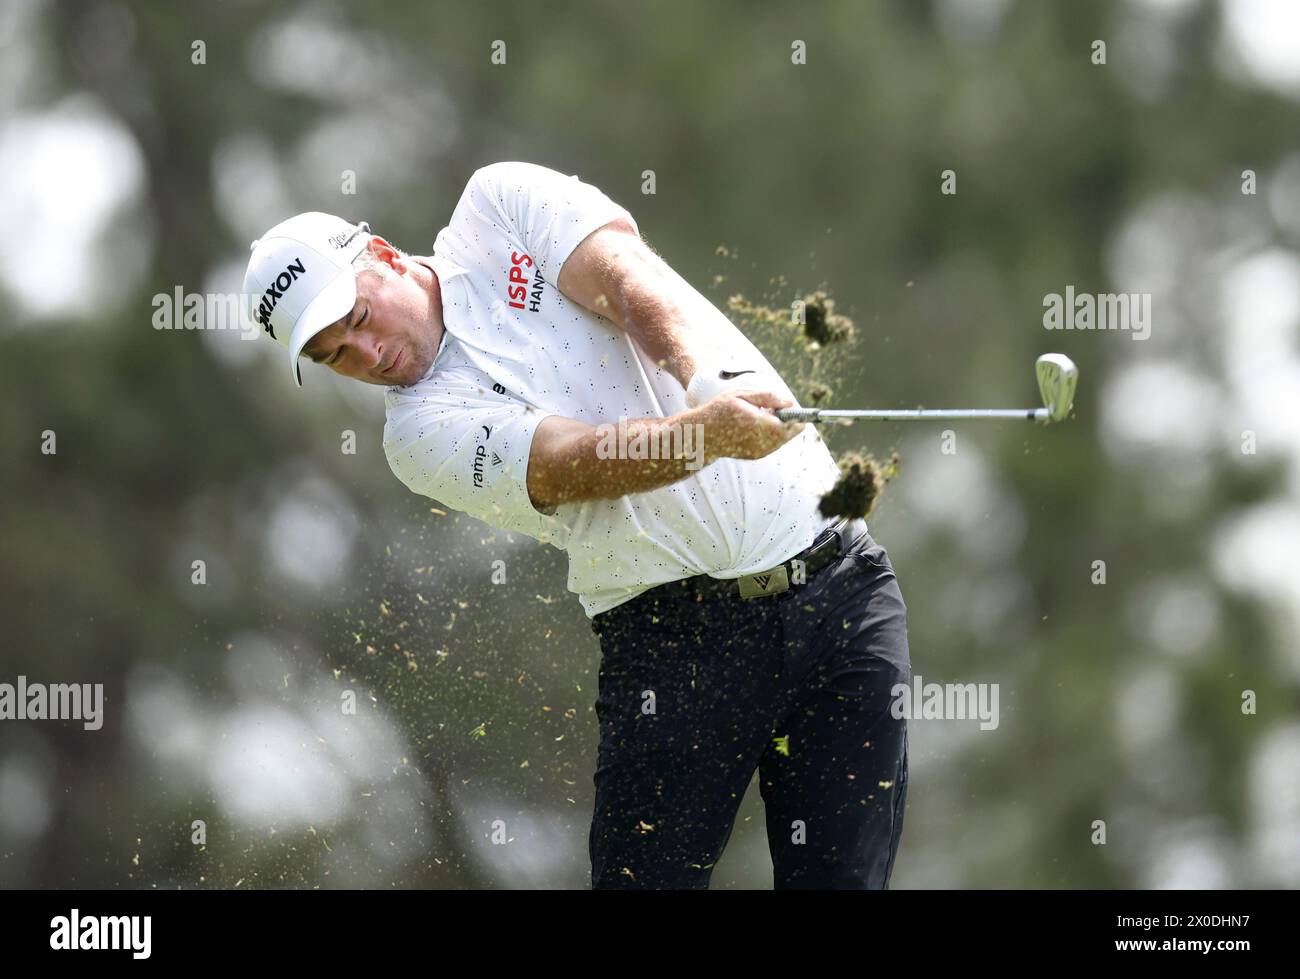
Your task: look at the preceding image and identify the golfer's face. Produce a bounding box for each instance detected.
[300,268,430,387]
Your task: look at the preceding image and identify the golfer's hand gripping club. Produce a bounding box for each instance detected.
[691,390,806,463]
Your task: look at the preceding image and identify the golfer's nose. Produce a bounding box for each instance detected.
[354,333,383,370]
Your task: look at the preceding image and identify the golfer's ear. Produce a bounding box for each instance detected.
[367,236,404,270]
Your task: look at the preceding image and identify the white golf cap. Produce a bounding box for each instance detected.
[243,212,372,386]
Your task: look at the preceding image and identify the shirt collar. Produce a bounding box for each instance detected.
[419,252,468,284]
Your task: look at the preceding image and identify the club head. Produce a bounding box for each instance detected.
[1035,353,1078,423]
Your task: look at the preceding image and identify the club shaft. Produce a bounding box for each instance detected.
[776,407,1049,423]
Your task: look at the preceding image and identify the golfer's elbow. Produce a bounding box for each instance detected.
[526,415,599,511]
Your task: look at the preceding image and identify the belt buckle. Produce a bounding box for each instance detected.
[737,565,790,600]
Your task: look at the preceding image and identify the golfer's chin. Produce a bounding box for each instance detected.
[375,350,427,388]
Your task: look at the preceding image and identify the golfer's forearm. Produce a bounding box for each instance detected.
[529,412,709,507]
[561,226,725,388]
[591,236,699,387]
[614,280,697,388]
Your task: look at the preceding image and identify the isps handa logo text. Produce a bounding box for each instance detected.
[505,251,546,312]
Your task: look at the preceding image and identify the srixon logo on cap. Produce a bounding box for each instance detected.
[255,257,307,338]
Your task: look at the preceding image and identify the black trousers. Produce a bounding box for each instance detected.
[587,522,911,889]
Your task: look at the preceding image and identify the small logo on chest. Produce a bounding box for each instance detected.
[472,424,491,488]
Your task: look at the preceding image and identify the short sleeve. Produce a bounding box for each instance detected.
[383,391,566,542]
[469,161,638,287]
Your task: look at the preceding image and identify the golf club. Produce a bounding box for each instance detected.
[775,353,1079,425]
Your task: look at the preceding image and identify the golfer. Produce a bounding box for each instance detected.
[242,161,911,889]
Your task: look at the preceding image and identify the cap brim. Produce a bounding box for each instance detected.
[286,270,358,386]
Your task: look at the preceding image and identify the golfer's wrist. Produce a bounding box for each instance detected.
[684,363,714,408]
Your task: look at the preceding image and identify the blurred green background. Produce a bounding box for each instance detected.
[2,0,1299,889]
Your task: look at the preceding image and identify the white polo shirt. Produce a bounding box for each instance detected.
[383,161,844,617]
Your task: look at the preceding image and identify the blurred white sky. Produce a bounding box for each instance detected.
[0,95,150,320]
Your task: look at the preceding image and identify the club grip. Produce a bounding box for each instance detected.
[775,408,819,422]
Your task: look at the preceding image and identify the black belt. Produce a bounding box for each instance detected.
[638,519,849,605]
